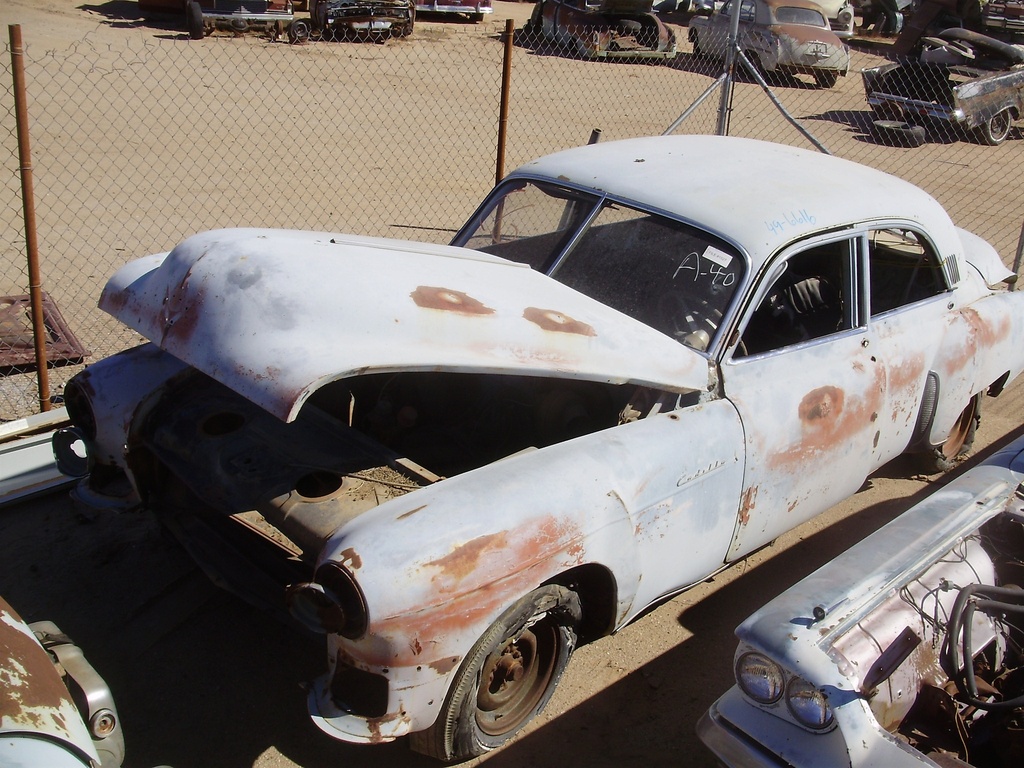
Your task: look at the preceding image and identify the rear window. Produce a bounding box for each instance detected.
[775,6,826,25]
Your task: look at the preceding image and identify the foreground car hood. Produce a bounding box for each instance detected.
[101,229,710,422]
[737,439,1024,672]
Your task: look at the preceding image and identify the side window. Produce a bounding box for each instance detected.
[868,229,948,315]
[722,0,754,20]
[738,239,853,357]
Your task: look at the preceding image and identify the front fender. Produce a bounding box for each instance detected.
[319,397,744,671]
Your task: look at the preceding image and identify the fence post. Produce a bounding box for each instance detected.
[496,18,514,185]
[8,24,50,413]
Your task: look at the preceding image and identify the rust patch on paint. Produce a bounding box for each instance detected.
[340,547,362,570]
[411,286,494,316]
[523,307,596,337]
[0,601,78,739]
[771,367,886,471]
[888,353,926,393]
[428,656,460,675]
[798,386,844,423]
[355,516,586,668]
[425,532,510,585]
[739,486,757,526]
[939,307,1013,379]
[161,273,208,348]
[397,505,428,521]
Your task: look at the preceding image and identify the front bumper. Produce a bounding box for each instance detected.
[697,687,851,768]
[307,649,455,743]
[697,695,793,768]
[699,686,952,768]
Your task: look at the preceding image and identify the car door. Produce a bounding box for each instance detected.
[721,231,886,560]
[860,225,956,459]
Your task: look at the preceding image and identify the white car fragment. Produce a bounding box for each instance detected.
[698,433,1024,767]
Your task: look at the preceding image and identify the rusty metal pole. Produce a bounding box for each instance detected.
[9,25,51,412]
[496,18,514,185]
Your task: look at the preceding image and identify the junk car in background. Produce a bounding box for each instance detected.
[693,0,856,38]
[309,0,415,40]
[864,28,1024,146]
[56,135,1024,760]
[180,1,311,42]
[1,596,125,767]
[415,0,492,22]
[525,0,678,60]
[689,0,850,87]
[698,432,1024,767]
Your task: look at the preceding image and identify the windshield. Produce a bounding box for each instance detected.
[453,179,745,352]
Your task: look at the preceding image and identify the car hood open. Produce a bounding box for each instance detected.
[101,229,711,422]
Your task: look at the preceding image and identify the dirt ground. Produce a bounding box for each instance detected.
[3,2,1024,768]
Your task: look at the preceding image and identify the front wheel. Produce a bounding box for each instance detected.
[409,585,581,761]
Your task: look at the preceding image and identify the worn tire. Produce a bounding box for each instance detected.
[871,119,927,147]
[310,0,328,31]
[398,4,415,37]
[288,18,311,43]
[186,1,205,40]
[922,396,981,473]
[972,109,1013,146]
[409,585,581,761]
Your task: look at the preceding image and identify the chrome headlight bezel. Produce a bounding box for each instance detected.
[786,675,835,731]
[734,646,836,733]
[735,651,785,705]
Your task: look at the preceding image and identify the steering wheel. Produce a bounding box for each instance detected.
[656,290,718,350]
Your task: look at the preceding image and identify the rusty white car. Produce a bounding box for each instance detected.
[698,432,1024,767]
[689,0,851,88]
[1,596,125,767]
[56,135,1024,760]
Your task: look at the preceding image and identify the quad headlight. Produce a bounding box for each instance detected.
[735,651,785,704]
[786,676,834,730]
[735,649,834,731]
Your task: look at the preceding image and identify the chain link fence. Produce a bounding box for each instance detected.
[2,6,1022,422]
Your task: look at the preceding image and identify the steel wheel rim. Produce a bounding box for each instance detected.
[475,624,558,736]
[941,401,976,460]
[990,111,1011,143]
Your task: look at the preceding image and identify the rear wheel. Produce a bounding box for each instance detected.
[923,396,981,473]
[409,585,581,761]
[972,109,1013,146]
